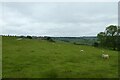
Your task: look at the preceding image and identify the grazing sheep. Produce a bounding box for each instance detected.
[17,38,22,41]
[80,50,84,52]
[102,54,109,59]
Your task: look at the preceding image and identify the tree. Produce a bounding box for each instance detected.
[97,25,118,50]
[105,25,117,50]
[93,42,99,47]
[27,36,32,39]
[116,26,120,50]
[105,25,117,36]
[97,32,106,46]
[46,36,55,42]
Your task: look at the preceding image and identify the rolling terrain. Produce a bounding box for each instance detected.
[2,36,118,78]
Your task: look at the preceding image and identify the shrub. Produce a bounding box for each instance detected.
[93,42,99,47]
[27,36,32,39]
[46,37,55,42]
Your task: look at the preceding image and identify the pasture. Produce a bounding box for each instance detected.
[2,36,118,78]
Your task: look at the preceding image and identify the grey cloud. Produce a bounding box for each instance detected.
[1,2,118,37]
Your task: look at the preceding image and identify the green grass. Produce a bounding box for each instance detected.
[2,36,118,78]
[0,36,2,78]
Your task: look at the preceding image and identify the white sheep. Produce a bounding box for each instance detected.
[17,38,22,41]
[80,50,84,52]
[102,54,109,59]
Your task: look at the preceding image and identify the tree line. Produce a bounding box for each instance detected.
[96,25,120,51]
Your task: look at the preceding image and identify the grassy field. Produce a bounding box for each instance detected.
[2,36,118,78]
[0,36,2,78]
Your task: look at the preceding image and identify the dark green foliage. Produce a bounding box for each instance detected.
[26,36,32,39]
[46,37,51,40]
[73,42,78,45]
[93,42,99,47]
[46,37,55,42]
[97,32,106,46]
[19,36,25,38]
[97,25,119,50]
[73,42,86,45]
[116,36,120,51]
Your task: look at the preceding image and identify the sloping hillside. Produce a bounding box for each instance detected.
[2,36,118,78]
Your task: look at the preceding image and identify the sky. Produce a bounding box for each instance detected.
[0,2,118,37]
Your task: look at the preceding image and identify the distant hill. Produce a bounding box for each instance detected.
[52,36,97,46]
[2,35,97,46]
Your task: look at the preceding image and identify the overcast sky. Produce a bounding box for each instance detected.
[1,2,118,37]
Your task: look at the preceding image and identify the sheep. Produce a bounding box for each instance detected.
[16,38,22,41]
[80,50,84,54]
[80,50,84,52]
[102,54,109,59]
